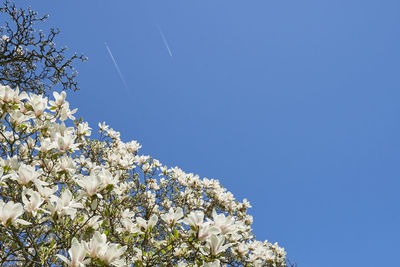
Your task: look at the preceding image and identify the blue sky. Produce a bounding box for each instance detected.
[19,0,400,266]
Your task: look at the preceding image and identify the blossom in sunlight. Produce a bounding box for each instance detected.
[99,243,127,266]
[50,189,83,218]
[1,35,9,42]
[85,231,107,258]
[38,137,56,152]
[56,132,78,152]
[0,200,30,226]
[36,184,58,200]
[12,164,43,185]
[206,234,231,256]
[57,238,89,267]
[202,260,221,267]
[212,209,236,234]
[183,210,204,228]
[75,174,103,197]
[49,91,66,107]
[96,168,119,186]
[198,223,221,241]
[0,85,27,103]
[59,101,77,121]
[84,231,127,266]
[136,214,158,231]
[22,189,44,216]
[161,207,184,226]
[29,94,48,117]
[77,121,91,136]
[9,109,32,125]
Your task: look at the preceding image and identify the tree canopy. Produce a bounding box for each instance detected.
[0,2,289,266]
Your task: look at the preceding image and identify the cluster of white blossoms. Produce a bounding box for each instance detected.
[0,85,287,266]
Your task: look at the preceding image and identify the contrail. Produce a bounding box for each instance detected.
[157,25,173,58]
[104,42,129,92]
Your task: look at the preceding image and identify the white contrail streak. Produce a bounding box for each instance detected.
[157,25,173,58]
[104,42,129,91]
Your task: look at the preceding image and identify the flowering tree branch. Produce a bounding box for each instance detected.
[0,86,288,266]
[0,1,87,96]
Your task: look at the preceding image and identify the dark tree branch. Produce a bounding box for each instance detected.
[0,1,87,96]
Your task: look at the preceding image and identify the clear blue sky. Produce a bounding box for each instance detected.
[21,0,400,266]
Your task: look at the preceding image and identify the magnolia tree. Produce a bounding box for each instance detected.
[0,85,288,266]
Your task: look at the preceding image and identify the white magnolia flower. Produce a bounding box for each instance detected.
[0,200,30,226]
[76,174,103,197]
[59,101,77,121]
[29,94,48,117]
[212,209,236,234]
[119,217,140,234]
[9,109,32,125]
[57,238,89,267]
[0,85,27,103]
[56,156,76,176]
[49,91,66,107]
[38,137,56,152]
[56,132,78,152]
[22,189,44,216]
[198,223,221,241]
[85,231,127,266]
[207,234,231,256]
[85,231,107,258]
[202,260,221,267]
[136,214,158,231]
[183,210,204,228]
[13,164,43,185]
[161,207,183,226]
[99,243,127,266]
[96,169,118,186]
[1,35,9,42]
[36,184,58,200]
[83,215,102,230]
[77,121,91,136]
[50,189,83,218]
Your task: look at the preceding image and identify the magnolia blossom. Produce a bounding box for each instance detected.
[96,168,119,186]
[56,132,78,152]
[9,109,32,125]
[206,234,231,256]
[136,214,158,231]
[36,184,58,199]
[0,85,27,103]
[50,189,83,218]
[29,94,48,117]
[183,210,204,228]
[99,243,127,266]
[22,189,44,216]
[198,223,221,241]
[212,209,236,234]
[57,238,89,267]
[84,231,127,266]
[75,174,103,197]
[161,207,184,226]
[202,260,221,267]
[0,200,30,226]
[1,34,9,42]
[59,101,77,121]
[77,121,91,136]
[49,91,66,107]
[13,164,43,185]
[85,231,107,258]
